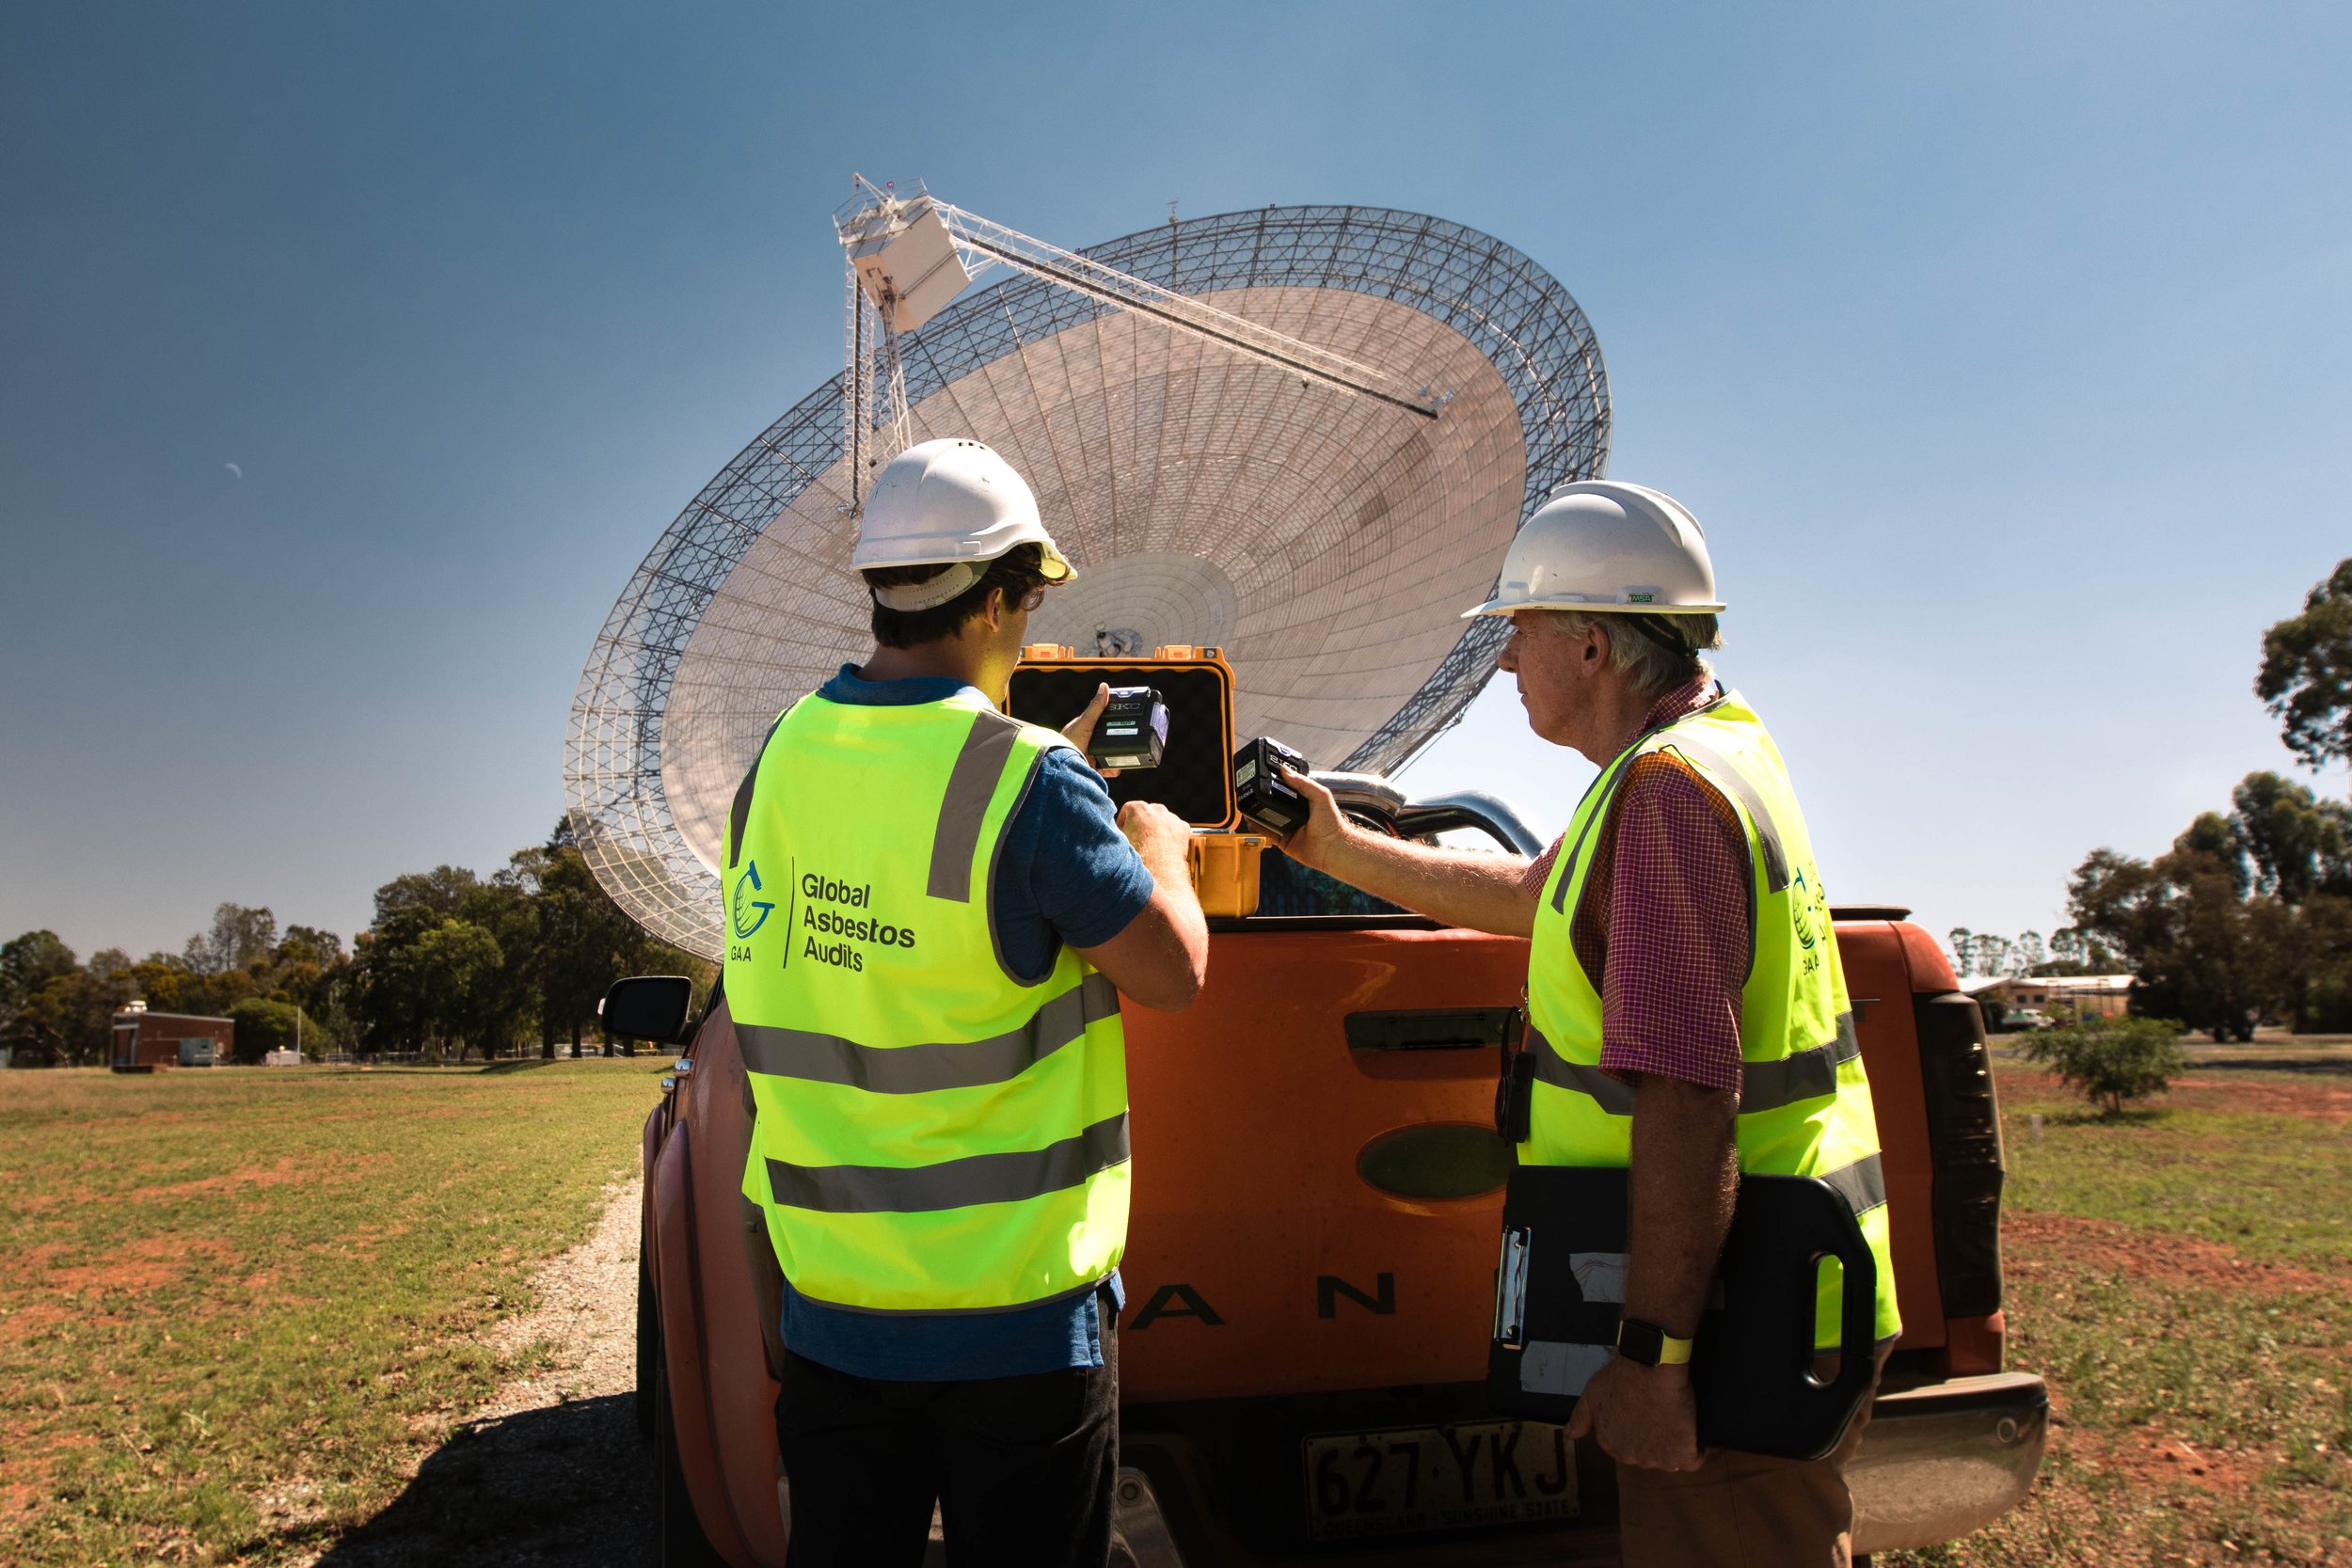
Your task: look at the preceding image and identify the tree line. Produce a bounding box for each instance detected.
[2031,559,2352,1042]
[0,819,709,1067]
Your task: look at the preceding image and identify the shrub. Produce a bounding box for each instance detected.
[2020,1014,2187,1115]
[228,997,325,1063]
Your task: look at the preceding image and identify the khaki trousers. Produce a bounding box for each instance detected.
[1613,1353,1886,1568]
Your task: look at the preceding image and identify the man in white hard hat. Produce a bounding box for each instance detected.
[1279,481,1900,1568]
[725,437,1208,1567]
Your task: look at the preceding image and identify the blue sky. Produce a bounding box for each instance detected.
[5,2,2347,960]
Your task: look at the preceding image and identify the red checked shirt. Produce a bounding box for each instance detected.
[1518,675,1752,1096]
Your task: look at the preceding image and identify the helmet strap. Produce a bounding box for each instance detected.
[870,560,986,612]
[1620,612,1695,659]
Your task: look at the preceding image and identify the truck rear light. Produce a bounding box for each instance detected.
[1913,993,2006,1330]
[1942,1311,2007,1378]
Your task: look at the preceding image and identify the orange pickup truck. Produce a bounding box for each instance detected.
[614,804,2046,1566]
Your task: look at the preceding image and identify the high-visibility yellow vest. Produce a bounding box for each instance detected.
[724,688,1130,1314]
[1523,690,1901,1345]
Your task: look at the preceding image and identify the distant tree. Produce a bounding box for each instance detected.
[2,931,80,1056]
[249,925,354,1046]
[2067,834,2271,1042]
[12,959,135,1067]
[408,918,504,1062]
[1947,927,1974,975]
[2174,812,2249,895]
[2022,1015,2187,1116]
[2230,771,2352,904]
[228,997,325,1063]
[508,819,693,1057]
[2042,926,2121,975]
[278,926,343,966]
[2013,931,2047,974]
[373,866,482,926]
[2257,558,2352,771]
[184,904,278,977]
[354,868,485,1056]
[1970,934,2014,980]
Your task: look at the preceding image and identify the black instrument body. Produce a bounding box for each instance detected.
[1487,1164,1878,1461]
[1232,736,1312,835]
[1089,686,1168,770]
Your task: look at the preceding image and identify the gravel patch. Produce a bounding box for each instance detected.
[305,1178,653,1567]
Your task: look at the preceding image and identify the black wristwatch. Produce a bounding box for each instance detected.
[1615,1317,1694,1368]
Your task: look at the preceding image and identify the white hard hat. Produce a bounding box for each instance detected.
[853,437,1074,610]
[1461,480,1724,619]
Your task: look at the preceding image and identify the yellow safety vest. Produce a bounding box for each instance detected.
[725,688,1130,1314]
[1524,690,1901,1345]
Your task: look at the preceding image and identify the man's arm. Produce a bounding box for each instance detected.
[1276,768,1538,936]
[1565,752,1753,1470]
[1073,800,1207,1010]
[1566,1074,1737,1470]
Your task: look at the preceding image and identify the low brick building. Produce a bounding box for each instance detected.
[110,1005,234,1069]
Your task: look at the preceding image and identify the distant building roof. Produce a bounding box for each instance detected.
[1955,973,2134,993]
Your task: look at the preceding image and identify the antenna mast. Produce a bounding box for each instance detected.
[834,177,1446,512]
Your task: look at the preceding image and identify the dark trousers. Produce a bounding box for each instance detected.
[773,1328,1119,1568]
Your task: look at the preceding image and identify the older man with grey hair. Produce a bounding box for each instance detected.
[1279,480,1900,1568]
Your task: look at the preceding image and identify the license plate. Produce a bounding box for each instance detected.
[1303,1419,1578,1541]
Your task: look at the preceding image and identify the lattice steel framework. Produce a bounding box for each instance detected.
[567,204,1610,957]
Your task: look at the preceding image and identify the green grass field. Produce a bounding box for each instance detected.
[1888,1056,2352,1568]
[0,1059,667,1567]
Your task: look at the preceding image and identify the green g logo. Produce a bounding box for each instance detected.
[732,861,774,941]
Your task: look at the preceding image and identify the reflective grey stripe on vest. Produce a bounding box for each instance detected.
[765,1111,1130,1214]
[1550,750,1644,914]
[738,973,1120,1094]
[1817,1151,1887,1215]
[1528,1014,1856,1117]
[1658,736,1790,895]
[1525,1024,1637,1114]
[1742,1013,1861,1114]
[928,709,1027,902]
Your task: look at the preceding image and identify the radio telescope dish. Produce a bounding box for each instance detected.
[567,199,1610,958]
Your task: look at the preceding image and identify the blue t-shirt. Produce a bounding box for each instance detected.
[773,665,1153,1381]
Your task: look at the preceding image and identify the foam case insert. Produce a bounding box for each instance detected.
[1007,661,1236,828]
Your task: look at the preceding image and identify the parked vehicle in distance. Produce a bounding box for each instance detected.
[612,793,2047,1567]
[2001,1007,2058,1032]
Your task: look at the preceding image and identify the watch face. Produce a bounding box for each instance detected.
[1615,1319,1665,1366]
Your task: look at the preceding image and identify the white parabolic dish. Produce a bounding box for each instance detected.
[567,205,1611,958]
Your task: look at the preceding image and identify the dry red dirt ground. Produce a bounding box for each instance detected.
[2003,1212,2349,1301]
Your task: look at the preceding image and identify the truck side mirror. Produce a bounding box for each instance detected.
[599,975,694,1045]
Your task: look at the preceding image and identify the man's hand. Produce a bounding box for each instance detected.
[1565,1355,1705,1472]
[1062,682,1119,777]
[1275,765,1356,873]
[1117,799,1191,882]
[1075,800,1208,1011]
[1270,764,1538,936]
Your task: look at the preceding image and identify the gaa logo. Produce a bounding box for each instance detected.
[732,861,775,941]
